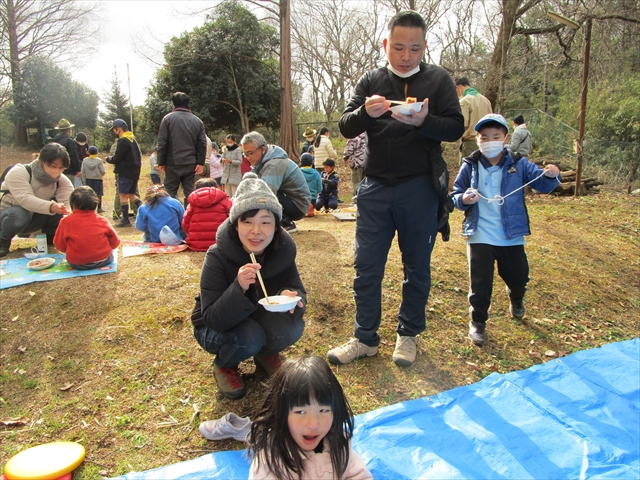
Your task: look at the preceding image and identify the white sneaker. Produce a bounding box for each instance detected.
[392,334,418,367]
[199,412,251,442]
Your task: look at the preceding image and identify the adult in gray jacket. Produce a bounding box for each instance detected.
[240,132,311,233]
[0,143,73,256]
[507,115,532,157]
[157,92,207,206]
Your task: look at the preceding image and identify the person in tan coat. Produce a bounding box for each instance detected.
[455,77,493,161]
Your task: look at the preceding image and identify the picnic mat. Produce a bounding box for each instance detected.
[121,241,189,257]
[0,251,118,290]
[113,338,640,479]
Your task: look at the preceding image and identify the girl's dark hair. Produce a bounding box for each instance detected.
[226,134,236,142]
[314,127,329,148]
[69,186,98,211]
[39,142,70,168]
[195,177,218,189]
[248,356,354,480]
[235,209,282,252]
[144,185,169,208]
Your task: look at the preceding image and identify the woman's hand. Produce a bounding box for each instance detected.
[281,289,304,313]
[50,202,71,215]
[238,262,260,292]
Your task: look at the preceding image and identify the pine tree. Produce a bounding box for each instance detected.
[97,69,130,150]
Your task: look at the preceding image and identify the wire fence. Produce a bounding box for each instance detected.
[503,109,639,187]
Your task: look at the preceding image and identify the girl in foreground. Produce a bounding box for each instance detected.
[248,356,372,480]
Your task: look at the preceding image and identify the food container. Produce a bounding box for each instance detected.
[258,295,301,312]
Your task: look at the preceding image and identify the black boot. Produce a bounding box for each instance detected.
[0,237,11,257]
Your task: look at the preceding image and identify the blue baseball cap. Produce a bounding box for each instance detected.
[474,113,509,132]
[111,118,128,130]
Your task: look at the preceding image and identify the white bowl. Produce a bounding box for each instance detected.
[258,295,301,312]
[27,257,55,270]
[389,101,424,115]
[25,252,41,259]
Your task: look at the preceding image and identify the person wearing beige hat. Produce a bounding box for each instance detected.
[53,118,82,186]
[194,172,306,399]
[301,127,316,154]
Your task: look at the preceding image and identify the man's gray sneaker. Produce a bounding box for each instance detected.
[327,338,377,365]
[392,334,418,367]
[469,321,486,346]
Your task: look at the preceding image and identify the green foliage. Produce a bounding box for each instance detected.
[0,107,14,145]
[145,0,280,134]
[96,71,133,151]
[586,78,640,144]
[11,56,98,130]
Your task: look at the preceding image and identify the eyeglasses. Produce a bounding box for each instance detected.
[243,147,261,157]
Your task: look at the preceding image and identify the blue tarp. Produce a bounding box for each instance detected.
[115,339,640,479]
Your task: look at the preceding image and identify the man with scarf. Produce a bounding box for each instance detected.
[106,119,142,227]
[156,92,207,207]
[455,77,493,161]
[0,143,73,256]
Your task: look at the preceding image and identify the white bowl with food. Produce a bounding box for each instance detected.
[389,101,424,115]
[27,257,56,270]
[258,295,301,312]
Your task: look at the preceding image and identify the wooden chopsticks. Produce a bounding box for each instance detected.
[249,252,271,304]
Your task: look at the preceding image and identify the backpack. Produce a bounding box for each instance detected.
[240,157,252,175]
[0,164,58,201]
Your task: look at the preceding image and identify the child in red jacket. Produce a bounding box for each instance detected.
[54,186,120,269]
[182,178,232,251]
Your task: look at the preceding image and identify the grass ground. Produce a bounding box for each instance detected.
[0,145,639,478]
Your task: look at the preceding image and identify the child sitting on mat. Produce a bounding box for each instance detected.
[451,113,560,347]
[53,186,120,270]
[182,177,232,251]
[135,185,185,243]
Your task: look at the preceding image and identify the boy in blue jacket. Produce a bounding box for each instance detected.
[451,114,560,346]
[299,153,321,216]
[316,159,340,212]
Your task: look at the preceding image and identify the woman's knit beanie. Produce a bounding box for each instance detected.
[229,172,282,223]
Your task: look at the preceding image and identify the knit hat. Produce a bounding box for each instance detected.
[303,127,316,138]
[88,146,98,155]
[75,132,87,145]
[56,118,74,130]
[513,115,525,125]
[229,172,282,223]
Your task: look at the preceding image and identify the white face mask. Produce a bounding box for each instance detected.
[478,140,505,159]
[387,64,420,79]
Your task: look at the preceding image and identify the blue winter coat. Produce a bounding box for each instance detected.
[451,151,560,239]
[135,196,185,243]
[300,167,322,200]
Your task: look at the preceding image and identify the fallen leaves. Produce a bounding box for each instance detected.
[0,418,27,427]
[59,383,74,391]
[545,350,558,358]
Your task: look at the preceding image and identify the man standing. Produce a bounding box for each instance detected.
[507,115,532,157]
[157,92,207,206]
[106,119,142,227]
[53,118,82,187]
[240,132,310,233]
[455,77,493,161]
[328,10,464,367]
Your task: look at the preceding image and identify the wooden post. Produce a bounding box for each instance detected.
[575,17,592,197]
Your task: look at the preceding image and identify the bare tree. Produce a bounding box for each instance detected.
[291,0,385,124]
[0,0,101,143]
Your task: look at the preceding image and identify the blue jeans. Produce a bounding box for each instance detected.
[193,308,305,368]
[0,205,62,241]
[68,253,115,270]
[353,175,438,346]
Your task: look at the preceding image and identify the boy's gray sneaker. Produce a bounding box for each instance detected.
[392,334,418,367]
[199,412,251,442]
[327,338,377,365]
[469,321,486,346]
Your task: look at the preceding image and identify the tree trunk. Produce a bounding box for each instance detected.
[484,0,521,109]
[279,0,299,160]
[7,0,28,145]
